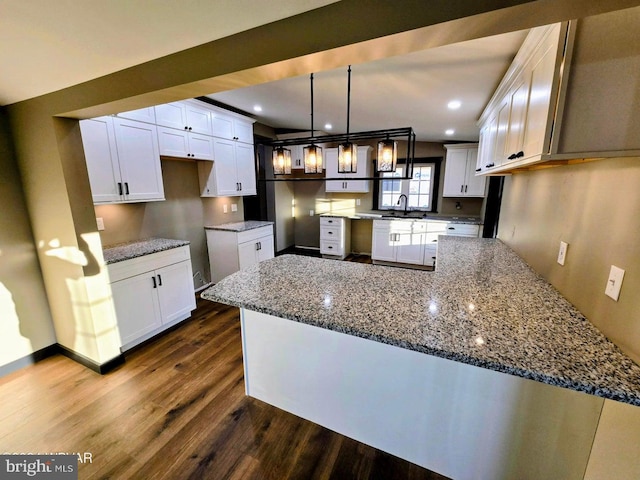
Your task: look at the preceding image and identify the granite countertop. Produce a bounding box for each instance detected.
[321,212,482,224]
[202,236,640,406]
[103,238,190,264]
[205,220,274,232]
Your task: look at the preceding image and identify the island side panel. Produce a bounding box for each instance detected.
[241,309,603,480]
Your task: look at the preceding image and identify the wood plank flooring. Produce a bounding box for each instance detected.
[0,274,449,479]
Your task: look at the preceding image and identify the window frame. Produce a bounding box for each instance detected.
[374,157,442,213]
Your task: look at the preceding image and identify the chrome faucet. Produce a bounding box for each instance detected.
[397,194,408,215]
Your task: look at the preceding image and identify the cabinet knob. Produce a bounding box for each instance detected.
[475,168,482,172]
[516,151,524,158]
[184,126,188,130]
[188,127,192,131]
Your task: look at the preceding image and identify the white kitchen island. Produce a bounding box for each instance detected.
[202,237,640,480]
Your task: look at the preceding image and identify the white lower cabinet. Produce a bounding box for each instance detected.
[320,217,351,259]
[372,220,426,266]
[107,246,196,351]
[206,225,274,283]
[372,220,480,268]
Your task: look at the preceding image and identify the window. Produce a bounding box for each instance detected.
[379,162,435,211]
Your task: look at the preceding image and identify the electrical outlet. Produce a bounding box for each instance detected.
[96,217,105,231]
[310,210,314,216]
[557,241,568,265]
[223,204,228,213]
[605,265,625,301]
[356,199,361,206]
[231,204,237,212]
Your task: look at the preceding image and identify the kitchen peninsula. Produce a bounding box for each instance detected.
[202,237,640,479]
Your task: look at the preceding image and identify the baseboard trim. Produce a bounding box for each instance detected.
[0,344,59,378]
[57,344,125,374]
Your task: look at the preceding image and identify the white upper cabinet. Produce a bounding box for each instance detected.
[155,100,212,135]
[80,116,164,204]
[325,145,373,193]
[212,111,254,143]
[443,144,486,197]
[115,106,156,124]
[197,139,256,197]
[477,23,566,174]
[157,126,215,160]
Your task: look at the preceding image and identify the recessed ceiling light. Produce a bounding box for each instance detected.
[447,100,461,110]
[445,129,455,136]
[324,123,332,130]
[253,105,263,112]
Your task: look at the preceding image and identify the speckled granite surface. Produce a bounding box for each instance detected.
[202,236,640,405]
[204,220,274,232]
[103,238,189,264]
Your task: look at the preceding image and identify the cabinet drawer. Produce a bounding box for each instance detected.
[320,225,343,240]
[320,240,343,255]
[320,217,344,227]
[443,224,480,236]
[425,233,442,244]
[237,226,273,244]
[107,245,191,282]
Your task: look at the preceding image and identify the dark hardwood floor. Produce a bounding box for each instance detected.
[0,259,448,479]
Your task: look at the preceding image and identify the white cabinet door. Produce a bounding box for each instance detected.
[325,146,372,192]
[521,38,557,161]
[188,132,215,161]
[464,148,486,196]
[184,101,213,135]
[155,102,188,131]
[111,272,162,346]
[290,145,304,169]
[157,126,190,158]
[371,222,396,262]
[113,118,164,202]
[396,231,426,265]
[444,145,485,197]
[235,142,257,195]
[116,107,156,124]
[211,138,238,196]
[80,117,123,203]
[233,119,254,144]
[212,113,234,140]
[256,234,275,263]
[443,149,469,196]
[156,261,196,325]
[238,240,259,270]
[477,113,498,174]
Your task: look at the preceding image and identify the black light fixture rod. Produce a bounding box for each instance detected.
[346,65,351,137]
[310,73,315,139]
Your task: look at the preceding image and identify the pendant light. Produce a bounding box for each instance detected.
[376,137,398,172]
[304,73,323,174]
[272,146,291,175]
[338,65,357,173]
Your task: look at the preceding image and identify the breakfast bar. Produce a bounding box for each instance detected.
[202,237,640,480]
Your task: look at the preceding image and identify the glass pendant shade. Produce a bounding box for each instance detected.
[376,139,398,172]
[272,147,291,175]
[338,142,358,173]
[304,144,323,173]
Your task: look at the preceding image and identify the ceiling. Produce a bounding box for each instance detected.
[207,31,528,142]
[1,0,528,143]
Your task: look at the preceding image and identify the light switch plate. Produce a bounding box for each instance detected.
[557,241,568,265]
[605,265,625,301]
[231,204,238,212]
[96,217,105,231]
[223,204,228,213]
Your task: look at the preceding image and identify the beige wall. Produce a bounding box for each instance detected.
[95,158,244,288]
[498,157,640,363]
[0,109,56,371]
